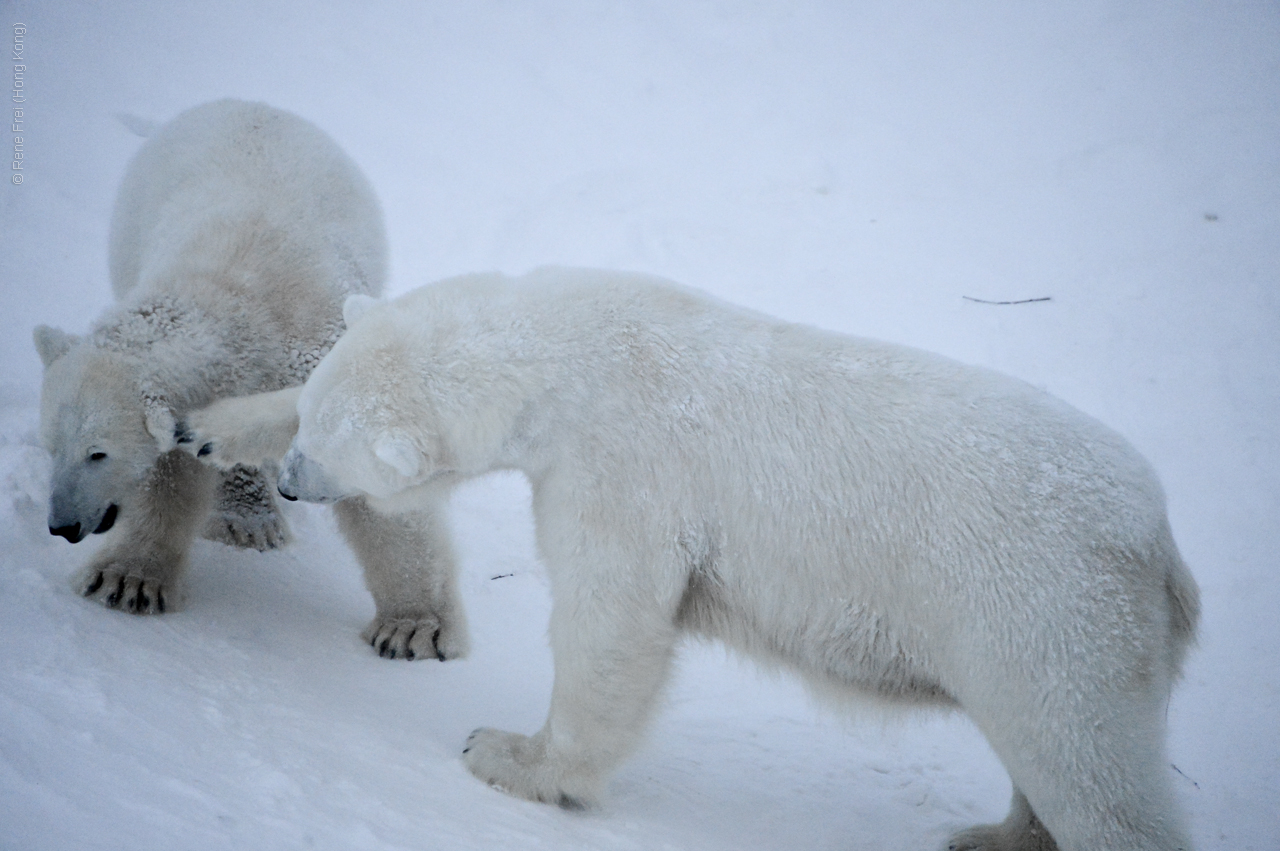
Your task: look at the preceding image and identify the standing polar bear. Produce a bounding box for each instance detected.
[34,99,466,662]
[188,267,1198,851]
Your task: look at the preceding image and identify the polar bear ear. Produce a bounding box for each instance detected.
[373,432,421,479]
[33,325,80,368]
[343,294,380,328]
[144,399,178,453]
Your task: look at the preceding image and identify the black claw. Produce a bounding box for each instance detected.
[197,442,213,457]
[461,747,470,754]
[105,576,124,607]
[156,589,166,613]
[432,628,445,662]
[83,572,104,596]
[557,793,587,812]
[136,586,151,613]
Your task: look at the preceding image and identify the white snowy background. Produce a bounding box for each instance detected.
[1,2,1276,850]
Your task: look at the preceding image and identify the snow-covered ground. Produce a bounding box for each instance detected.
[1,3,1276,849]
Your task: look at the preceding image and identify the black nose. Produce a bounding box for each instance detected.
[50,522,84,543]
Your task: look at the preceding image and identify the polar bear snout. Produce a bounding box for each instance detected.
[277,446,346,504]
[48,500,118,542]
[49,519,85,543]
[276,451,305,501]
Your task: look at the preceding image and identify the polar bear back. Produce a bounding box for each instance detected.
[108,99,385,320]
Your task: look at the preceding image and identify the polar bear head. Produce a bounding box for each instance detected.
[35,325,178,542]
[276,296,443,505]
[277,285,529,506]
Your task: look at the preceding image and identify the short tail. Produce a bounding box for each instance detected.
[1161,524,1200,677]
[114,112,159,138]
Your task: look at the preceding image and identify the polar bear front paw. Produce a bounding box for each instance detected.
[75,561,180,615]
[203,506,290,551]
[462,728,595,811]
[175,387,302,471]
[361,613,466,661]
[174,419,239,471]
[201,465,291,551]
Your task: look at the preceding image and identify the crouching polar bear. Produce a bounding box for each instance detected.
[34,99,466,661]
[184,267,1197,850]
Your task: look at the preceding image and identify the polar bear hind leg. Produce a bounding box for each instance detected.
[947,790,1057,851]
[953,657,1189,851]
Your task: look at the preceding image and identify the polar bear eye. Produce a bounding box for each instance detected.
[88,451,108,462]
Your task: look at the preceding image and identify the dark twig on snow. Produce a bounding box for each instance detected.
[962,296,1053,305]
[490,573,515,580]
[1171,764,1200,790]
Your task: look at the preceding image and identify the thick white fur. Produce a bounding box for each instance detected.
[285,267,1199,850]
[34,100,466,662]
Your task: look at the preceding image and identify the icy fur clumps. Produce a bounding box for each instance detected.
[283,324,345,386]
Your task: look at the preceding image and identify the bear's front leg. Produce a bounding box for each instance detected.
[76,450,217,614]
[175,386,302,471]
[464,558,683,807]
[334,496,469,662]
[202,464,291,551]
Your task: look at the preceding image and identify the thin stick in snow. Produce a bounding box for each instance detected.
[962,296,1053,305]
